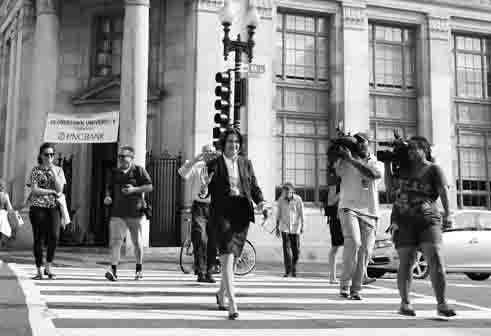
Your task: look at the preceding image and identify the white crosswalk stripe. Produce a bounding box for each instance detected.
[8,263,491,336]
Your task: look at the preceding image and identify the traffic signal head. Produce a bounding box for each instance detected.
[214,71,232,116]
[214,71,232,142]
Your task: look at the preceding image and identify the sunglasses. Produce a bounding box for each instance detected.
[43,152,55,157]
[118,154,133,159]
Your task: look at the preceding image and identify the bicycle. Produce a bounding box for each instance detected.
[179,238,257,276]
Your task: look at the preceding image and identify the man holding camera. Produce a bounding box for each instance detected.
[103,146,153,282]
[334,133,383,300]
[178,144,218,283]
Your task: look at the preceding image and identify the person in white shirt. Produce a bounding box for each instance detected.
[334,132,384,300]
[275,183,305,277]
[178,144,218,283]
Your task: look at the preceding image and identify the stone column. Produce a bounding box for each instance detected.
[244,0,274,201]
[26,0,59,186]
[4,30,17,180]
[119,0,150,167]
[427,15,456,208]
[340,1,370,134]
[119,0,150,250]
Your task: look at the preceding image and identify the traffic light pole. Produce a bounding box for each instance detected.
[233,50,242,130]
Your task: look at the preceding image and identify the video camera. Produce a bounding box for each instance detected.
[376,130,410,177]
[326,128,359,162]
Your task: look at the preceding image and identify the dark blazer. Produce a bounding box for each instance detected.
[207,155,264,223]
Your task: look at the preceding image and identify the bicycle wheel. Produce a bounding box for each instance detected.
[234,240,256,276]
[180,239,194,274]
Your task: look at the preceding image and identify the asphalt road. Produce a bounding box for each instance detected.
[2,250,491,335]
[376,272,491,313]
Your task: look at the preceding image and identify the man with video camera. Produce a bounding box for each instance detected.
[330,132,383,300]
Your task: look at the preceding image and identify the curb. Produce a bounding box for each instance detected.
[8,262,60,336]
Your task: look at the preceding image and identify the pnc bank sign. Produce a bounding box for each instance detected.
[44,111,119,143]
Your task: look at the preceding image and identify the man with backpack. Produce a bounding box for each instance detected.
[103,145,153,281]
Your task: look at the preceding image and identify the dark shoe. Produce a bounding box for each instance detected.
[216,294,227,311]
[350,293,362,301]
[32,274,43,280]
[291,270,297,277]
[399,305,416,317]
[437,306,457,318]
[135,271,143,280]
[197,273,207,283]
[205,273,216,283]
[228,312,239,320]
[105,271,118,282]
[44,270,56,280]
[283,273,289,278]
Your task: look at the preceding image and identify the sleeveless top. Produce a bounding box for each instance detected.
[392,164,446,227]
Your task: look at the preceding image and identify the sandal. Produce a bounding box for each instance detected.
[44,270,56,280]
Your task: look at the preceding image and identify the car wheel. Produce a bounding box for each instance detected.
[367,268,386,278]
[413,252,429,279]
[465,273,491,281]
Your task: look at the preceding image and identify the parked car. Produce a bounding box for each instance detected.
[368,209,491,281]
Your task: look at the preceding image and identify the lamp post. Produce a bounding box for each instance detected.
[218,1,260,130]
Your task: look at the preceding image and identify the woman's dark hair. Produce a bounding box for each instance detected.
[219,127,243,152]
[409,136,434,162]
[37,143,56,165]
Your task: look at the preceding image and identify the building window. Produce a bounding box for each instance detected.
[369,23,418,204]
[93,14,124,77]
[453,35,491,208]
[455,130,491,208]
[275,116,329,202]
[275,12,330,203]
[369,24,415,89]
[454,35,491,99]
[276,13,328,82]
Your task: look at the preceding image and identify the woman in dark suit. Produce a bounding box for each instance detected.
[207,128,266,320]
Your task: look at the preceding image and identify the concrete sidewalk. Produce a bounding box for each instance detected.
[0,261,32,336]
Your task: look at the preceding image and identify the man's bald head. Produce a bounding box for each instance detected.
[201,144,215,154]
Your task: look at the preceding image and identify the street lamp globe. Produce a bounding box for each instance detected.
[219,1,234,25]
[246,5,260,28]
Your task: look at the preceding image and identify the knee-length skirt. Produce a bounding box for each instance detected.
[215,196,251,258]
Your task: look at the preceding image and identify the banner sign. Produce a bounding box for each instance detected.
[44,111,119,143]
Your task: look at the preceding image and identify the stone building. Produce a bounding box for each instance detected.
[1,0,491,259]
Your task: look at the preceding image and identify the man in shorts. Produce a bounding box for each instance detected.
[104,146,153,281]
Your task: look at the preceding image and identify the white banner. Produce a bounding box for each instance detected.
[44,111,119,143]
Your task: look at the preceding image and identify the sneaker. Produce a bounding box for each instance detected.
[197,273,207,283]
[350,293,362,301]
[329,279,339,284]
[339,289,350,299]
[105,271,118,282]
[363,277,376,285]
[205,273,216,283]
[135,271,143,280]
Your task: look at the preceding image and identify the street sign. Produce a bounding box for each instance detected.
[249,63,266,74]
[233,63,266,78]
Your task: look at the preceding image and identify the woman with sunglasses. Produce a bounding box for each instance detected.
[27,143,66,279]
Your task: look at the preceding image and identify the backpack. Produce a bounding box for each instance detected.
[134,165,152,220]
